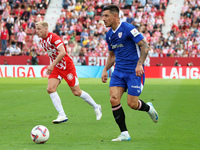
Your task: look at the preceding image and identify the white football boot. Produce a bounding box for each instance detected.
[147,102,159,123]
[53,115,68,124]
[111,133,131,142]
[94,104,102,120]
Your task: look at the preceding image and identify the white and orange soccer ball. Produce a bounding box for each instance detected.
[31,125,50,144]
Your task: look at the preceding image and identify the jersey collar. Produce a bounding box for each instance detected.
[112,22,122,33]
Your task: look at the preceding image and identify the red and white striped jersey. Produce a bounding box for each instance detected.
[40,32,74,70]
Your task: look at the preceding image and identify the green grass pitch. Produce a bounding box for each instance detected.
[0,78,199,150]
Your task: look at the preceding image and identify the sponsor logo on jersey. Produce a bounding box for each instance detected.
[110,44,124,49]
[130,28,140,37]
[46,50,53,56]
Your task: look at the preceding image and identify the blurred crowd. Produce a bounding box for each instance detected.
[0,0,200,63]
[54,0,170,57]
[0,0,49,58]
[150,0,200,58]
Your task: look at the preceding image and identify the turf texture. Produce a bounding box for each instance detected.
[0,78,199,150]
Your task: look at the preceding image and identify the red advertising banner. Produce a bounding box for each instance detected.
[0,65,48,78]
[0,56,50,65]
[145,66,200,79]
[149,57,200,66]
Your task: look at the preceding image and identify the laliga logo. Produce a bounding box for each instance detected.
[40,66,49,77]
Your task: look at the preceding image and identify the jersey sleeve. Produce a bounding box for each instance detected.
[51,34,64,48]
[127,25,144,44]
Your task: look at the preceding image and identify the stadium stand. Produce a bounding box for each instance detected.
[0,0,51,56]
[0,0,200,62]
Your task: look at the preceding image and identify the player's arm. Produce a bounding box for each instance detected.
[46,45,66,75]
[101,51,115,83]
[136,39,150,76]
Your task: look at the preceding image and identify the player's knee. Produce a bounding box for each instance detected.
[47,87,55,94]
[72,90,82,96]
[110,95,120,106]
[127,101,138,110]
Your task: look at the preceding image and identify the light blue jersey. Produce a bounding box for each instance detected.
[106,22,144,73]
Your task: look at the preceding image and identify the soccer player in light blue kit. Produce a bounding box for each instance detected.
[101,5,159,141]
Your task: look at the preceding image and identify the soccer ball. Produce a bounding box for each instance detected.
[31,125,50,144]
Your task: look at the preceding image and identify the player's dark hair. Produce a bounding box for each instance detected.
[102,5,119,14]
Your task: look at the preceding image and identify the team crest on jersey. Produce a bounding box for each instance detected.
[118,32,122,38]
[67,73,74,80]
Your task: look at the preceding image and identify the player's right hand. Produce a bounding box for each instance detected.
[101,70,108,83]
[46,65,54,75]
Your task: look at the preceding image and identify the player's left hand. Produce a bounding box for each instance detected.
[135,64,144,77]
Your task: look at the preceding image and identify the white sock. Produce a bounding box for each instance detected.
[121,131,130,137]
[49,92,66,116]
[80,90,98,109]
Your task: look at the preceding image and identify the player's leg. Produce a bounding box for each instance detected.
[59,67,101,120]
[127,73,159,123]
[127,94,158,123]
[69,83,102,120]
[69,84,98,109]
[109,71,131,141]
[127,95,150,111]
[110,86,131,141]
[48,72,68,123]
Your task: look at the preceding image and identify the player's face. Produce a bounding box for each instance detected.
[36,24,46,38]
[102,10,115,27]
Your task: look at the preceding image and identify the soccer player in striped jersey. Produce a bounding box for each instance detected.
[101,5,159,141]
[35,21,102,123]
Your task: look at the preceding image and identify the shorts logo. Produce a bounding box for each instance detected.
[131,85,141,88]
[67,73,74,80]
